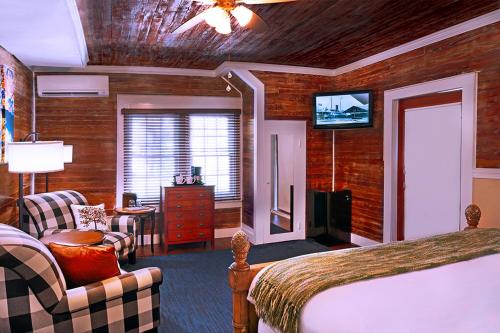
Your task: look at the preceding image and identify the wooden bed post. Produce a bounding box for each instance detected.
[465,204,481,230]
[229,231,251,333]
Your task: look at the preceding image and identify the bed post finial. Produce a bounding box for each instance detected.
[465,204,481,230]
[231,231,251,270]
[229,231,251,333]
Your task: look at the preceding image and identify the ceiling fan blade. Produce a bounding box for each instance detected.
[192,0,216,4]
[245,10,268,33]
[172,9,210,34]
[237,0,296,4]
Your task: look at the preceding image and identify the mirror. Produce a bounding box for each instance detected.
[270,134,294,234]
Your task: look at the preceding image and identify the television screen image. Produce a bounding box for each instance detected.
[313,90,372,129]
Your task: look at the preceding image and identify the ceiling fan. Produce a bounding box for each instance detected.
[172,0,296,35]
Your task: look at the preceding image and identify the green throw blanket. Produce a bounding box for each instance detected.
[251,228,500,333]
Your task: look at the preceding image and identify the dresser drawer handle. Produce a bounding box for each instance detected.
[176,224,183,228]
[176,234,182,238]
[176,204,182,208]
[199,232,205,237]
[199,223,205,227]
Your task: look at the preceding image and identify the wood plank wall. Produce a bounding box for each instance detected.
[0,46,33,226]
[35,73,241,230]
[30,23,499,242]
[251,23,499,242]
[228,75,254,228]
[251,72,334,192]
[331,23,500,241]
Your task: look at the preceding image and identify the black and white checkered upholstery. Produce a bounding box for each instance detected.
[21,191,137,260]
[0,224,162,333]
[22,190,88,237]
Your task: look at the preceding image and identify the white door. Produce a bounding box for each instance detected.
[404,103,462,240]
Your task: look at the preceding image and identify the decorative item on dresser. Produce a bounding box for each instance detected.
[161,185,215,254]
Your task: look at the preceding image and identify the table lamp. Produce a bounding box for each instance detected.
[7,139,64,226]
[63,145,73,163]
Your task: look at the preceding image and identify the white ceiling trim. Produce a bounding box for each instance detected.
[215,61,333,76]
[33,9,500,77]
[332,9,500,76]
[34,65,217,77]
[65,0,88,67]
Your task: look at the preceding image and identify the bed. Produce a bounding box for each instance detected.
[227,204,500,333]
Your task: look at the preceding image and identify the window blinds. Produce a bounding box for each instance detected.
[123,109,241,205]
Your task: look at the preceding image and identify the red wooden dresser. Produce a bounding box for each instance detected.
[161,185,215,253]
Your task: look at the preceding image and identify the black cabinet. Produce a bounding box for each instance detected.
[306,189,352,245]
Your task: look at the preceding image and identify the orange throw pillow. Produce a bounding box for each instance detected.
[48,243,121,288]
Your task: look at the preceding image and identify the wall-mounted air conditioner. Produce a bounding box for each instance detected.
[37,75,109,97]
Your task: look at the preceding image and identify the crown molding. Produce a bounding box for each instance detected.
[33,62,333,77]
[332,9,500,76]
[215,61,333,76]
[32,65,217,77]
[33,9,500,77]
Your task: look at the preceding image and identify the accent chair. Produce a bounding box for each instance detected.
[0,223,162,332]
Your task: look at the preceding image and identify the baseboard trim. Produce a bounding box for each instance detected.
[137,234,161,246]
[215,227,241,238]
[351,233,381,247]
[138,227,241,245]
[473,168,500,179]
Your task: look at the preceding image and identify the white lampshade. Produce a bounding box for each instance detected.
[7,141,64,173]
[63,145,73,163]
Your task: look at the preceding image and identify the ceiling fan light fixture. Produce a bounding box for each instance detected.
[205,6,227,28]
[231,6,253,27]
[215,13,232,34]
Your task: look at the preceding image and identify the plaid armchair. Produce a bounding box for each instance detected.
[0,223,162,333]
[20,190,137,263]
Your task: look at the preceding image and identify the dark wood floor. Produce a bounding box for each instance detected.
[136,238,355,257]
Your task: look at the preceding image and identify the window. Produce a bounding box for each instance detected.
[123,110,240,205]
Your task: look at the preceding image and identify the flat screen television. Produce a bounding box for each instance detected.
[313,90,373,129]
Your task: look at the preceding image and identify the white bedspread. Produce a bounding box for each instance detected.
[250,253,500,333]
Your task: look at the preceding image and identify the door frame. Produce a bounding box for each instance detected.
[397,91,462,240]
[383,73,477,242]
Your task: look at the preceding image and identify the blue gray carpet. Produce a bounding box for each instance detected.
[123,239,329,333]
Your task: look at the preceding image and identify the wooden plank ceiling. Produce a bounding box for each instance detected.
[76,0,498,69]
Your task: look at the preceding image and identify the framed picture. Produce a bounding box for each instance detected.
[1,65,15,163]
